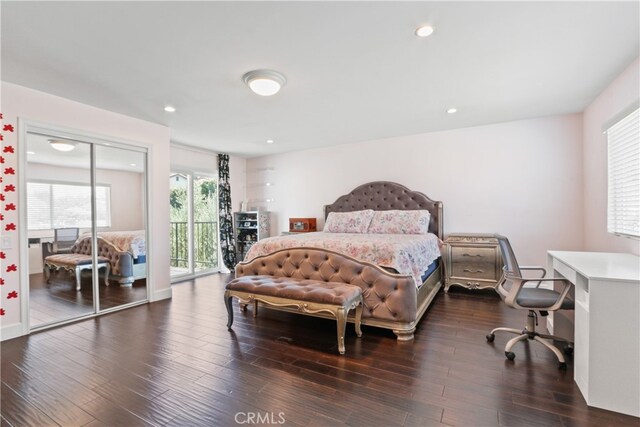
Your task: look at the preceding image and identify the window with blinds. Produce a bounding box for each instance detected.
[27,181,111,230]
[606,107,640,238]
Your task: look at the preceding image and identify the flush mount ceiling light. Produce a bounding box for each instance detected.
[243,70,287,96]
[164,105,176,112]
[48,139,76,152]
[266,139,275,144]
[447,108,458,114]
[415,25,435,38]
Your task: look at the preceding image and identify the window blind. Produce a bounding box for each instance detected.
[27,182,111,230]
[607,107,640,238]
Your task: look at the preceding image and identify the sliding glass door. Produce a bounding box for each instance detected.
[170,172,219,279]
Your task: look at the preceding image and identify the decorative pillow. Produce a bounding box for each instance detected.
[324,209,375,233]
[368,210,431,234]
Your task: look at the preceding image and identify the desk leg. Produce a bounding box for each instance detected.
[104,264,110,286]
[75,266,82,291]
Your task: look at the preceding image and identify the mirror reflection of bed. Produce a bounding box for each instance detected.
[26,133,148,328]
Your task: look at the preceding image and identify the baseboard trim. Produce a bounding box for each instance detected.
[151,287,172,302]
[1,322,26,342]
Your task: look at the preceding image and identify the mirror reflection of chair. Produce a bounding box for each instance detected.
[53,227,80,252]
[41,227,80,273]
[486,235,574,369]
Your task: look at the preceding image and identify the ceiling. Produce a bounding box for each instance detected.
[2,2,638,158]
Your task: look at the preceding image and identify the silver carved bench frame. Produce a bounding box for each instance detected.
[225,287,363,354]
[44,255,110,291]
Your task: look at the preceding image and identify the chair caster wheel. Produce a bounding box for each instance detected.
[559,362,567,370]
[486,334,495,343]
[563,345,574,356]
[505,351,516,361]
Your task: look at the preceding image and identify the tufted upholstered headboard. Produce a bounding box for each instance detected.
[324,181,443,238]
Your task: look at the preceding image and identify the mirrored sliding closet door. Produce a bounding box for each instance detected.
[26,130,149,330]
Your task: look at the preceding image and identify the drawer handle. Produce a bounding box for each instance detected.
[462,253,483,258]
[463,268,484,273]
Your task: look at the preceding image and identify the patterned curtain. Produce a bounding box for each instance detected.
[218,154,237,269]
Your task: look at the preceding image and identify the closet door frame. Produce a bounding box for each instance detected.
[17,119,153,335]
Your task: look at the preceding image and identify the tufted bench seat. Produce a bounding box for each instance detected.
[44,253,110,291]
[225,275,363,354]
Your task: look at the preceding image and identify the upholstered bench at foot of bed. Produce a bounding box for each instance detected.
[44,254,110,291]
[225,275,363,355]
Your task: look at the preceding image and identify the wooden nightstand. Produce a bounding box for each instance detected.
[444,233,503,292]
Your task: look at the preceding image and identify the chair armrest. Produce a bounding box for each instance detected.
[519,266,546,287]
[519,266,546,276]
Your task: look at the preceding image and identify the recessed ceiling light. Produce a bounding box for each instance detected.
[164,105,176,113]
[447,108,458,114]
[265,182,272,186]
[130,163,137,167]
[48,139,76,152]
[415,25,435,38]
[243,70,287,96]
[266,139,274,144]
[26,151,35,155]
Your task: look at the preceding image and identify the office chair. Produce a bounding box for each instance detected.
[53,227,80,251]
[42,227,79,264]
[486,235,574,369]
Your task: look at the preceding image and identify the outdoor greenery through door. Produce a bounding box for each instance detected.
[170,173,219,277]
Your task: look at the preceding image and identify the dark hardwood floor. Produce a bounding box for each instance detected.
[3,274,638,426]
[29,272,147,327]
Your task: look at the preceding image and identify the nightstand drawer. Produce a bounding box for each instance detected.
[450,246,496,263]
[451,261,497,281]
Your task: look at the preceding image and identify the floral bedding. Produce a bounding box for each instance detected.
[245,231,441,287]
[79,230,146,258]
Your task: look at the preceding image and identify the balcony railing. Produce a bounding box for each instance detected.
[170,221,219,271]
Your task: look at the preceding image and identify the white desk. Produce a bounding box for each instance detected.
[547,251,639,417]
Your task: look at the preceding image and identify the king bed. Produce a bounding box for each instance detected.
[237,181,443,340]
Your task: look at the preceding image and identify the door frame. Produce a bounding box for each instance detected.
[169,169,221,282]
[18,119,153,334]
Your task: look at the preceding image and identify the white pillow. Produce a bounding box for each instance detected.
[323,209,375,233]
[367,210,431,234]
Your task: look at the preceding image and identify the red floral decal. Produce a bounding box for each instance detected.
[0,278,4,285]
[0,251,5,259]
[0,308,5,316]
[2,146,14,154]
[4,184,15,192]
[0,113,3,119]
[0,194,4,202]
[4,167,15,175]
[0,156,4,163]
[7,291,18,299]
[0,177,3,183]
[6,264,17,272]
[0,213,4,221]
[0,134,3,141]
[3,124,14,132]
[5,203,16,211]
[5,223,15,231]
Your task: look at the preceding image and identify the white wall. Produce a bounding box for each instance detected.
[27,163,144,234]
[247,114,584,266]
[583,58,640,256]
[0,82,172,340]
